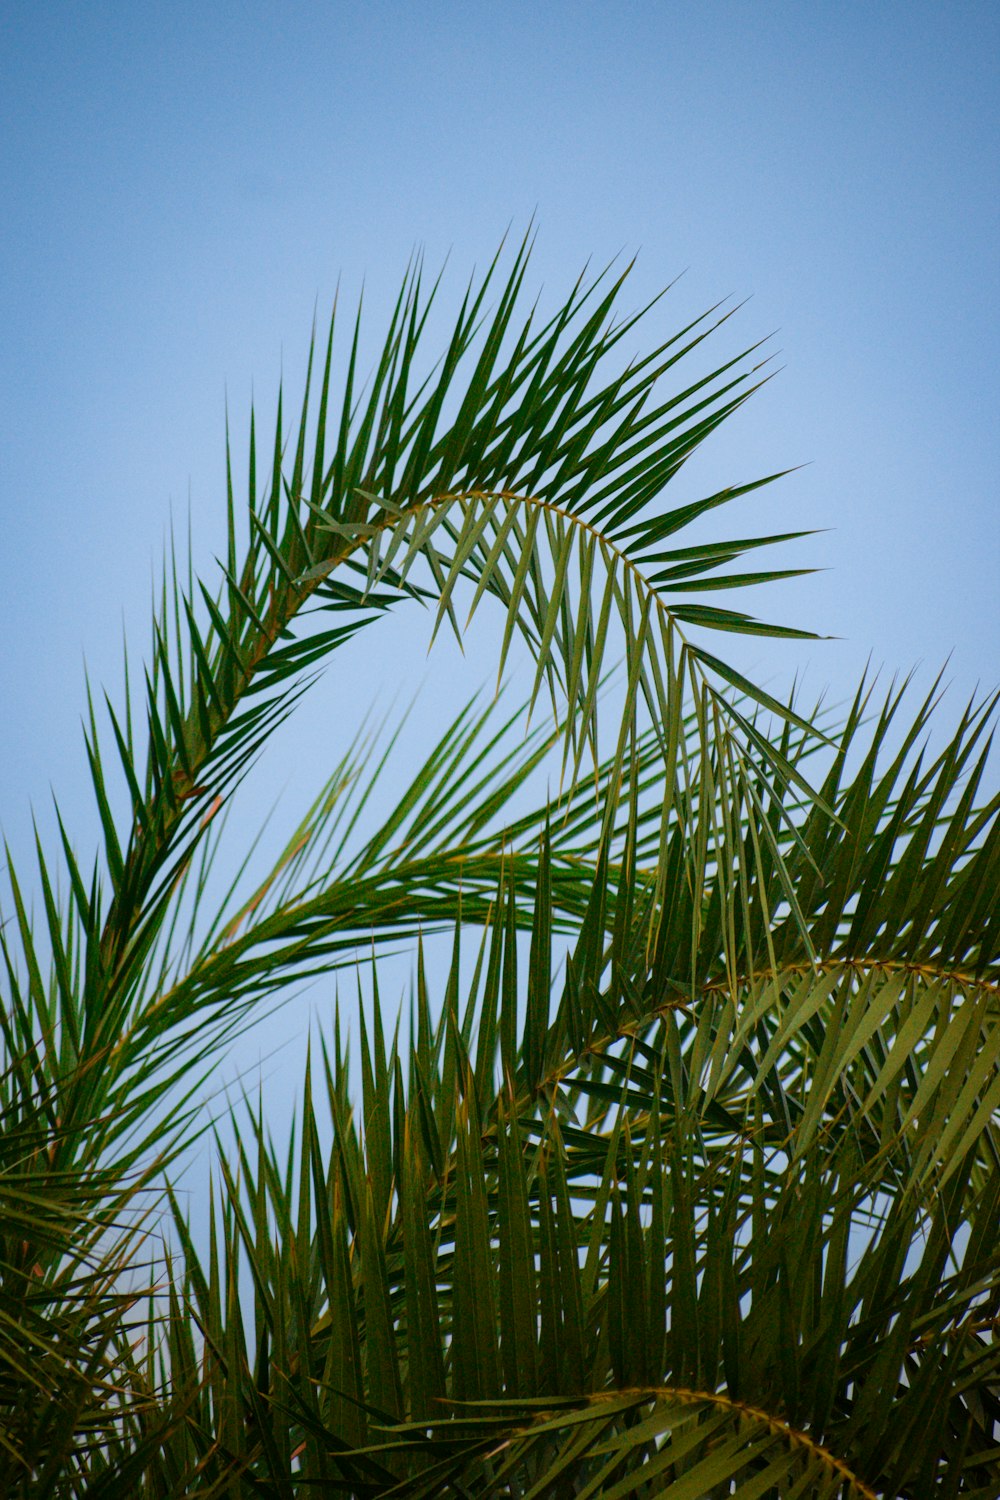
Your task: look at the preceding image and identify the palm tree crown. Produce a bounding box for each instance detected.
[1,239,997,1497]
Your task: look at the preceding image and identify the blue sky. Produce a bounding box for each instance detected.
[2,2,997,915]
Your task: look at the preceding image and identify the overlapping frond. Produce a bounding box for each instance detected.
[117,809,998,1493]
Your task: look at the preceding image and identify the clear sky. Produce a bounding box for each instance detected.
[2,1,998,906]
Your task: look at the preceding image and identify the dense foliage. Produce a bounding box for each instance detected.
[2,241,997,1496]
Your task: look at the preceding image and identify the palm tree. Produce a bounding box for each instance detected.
[1,238,997,1498]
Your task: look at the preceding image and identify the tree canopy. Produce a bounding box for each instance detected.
[2,240,997,1497]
